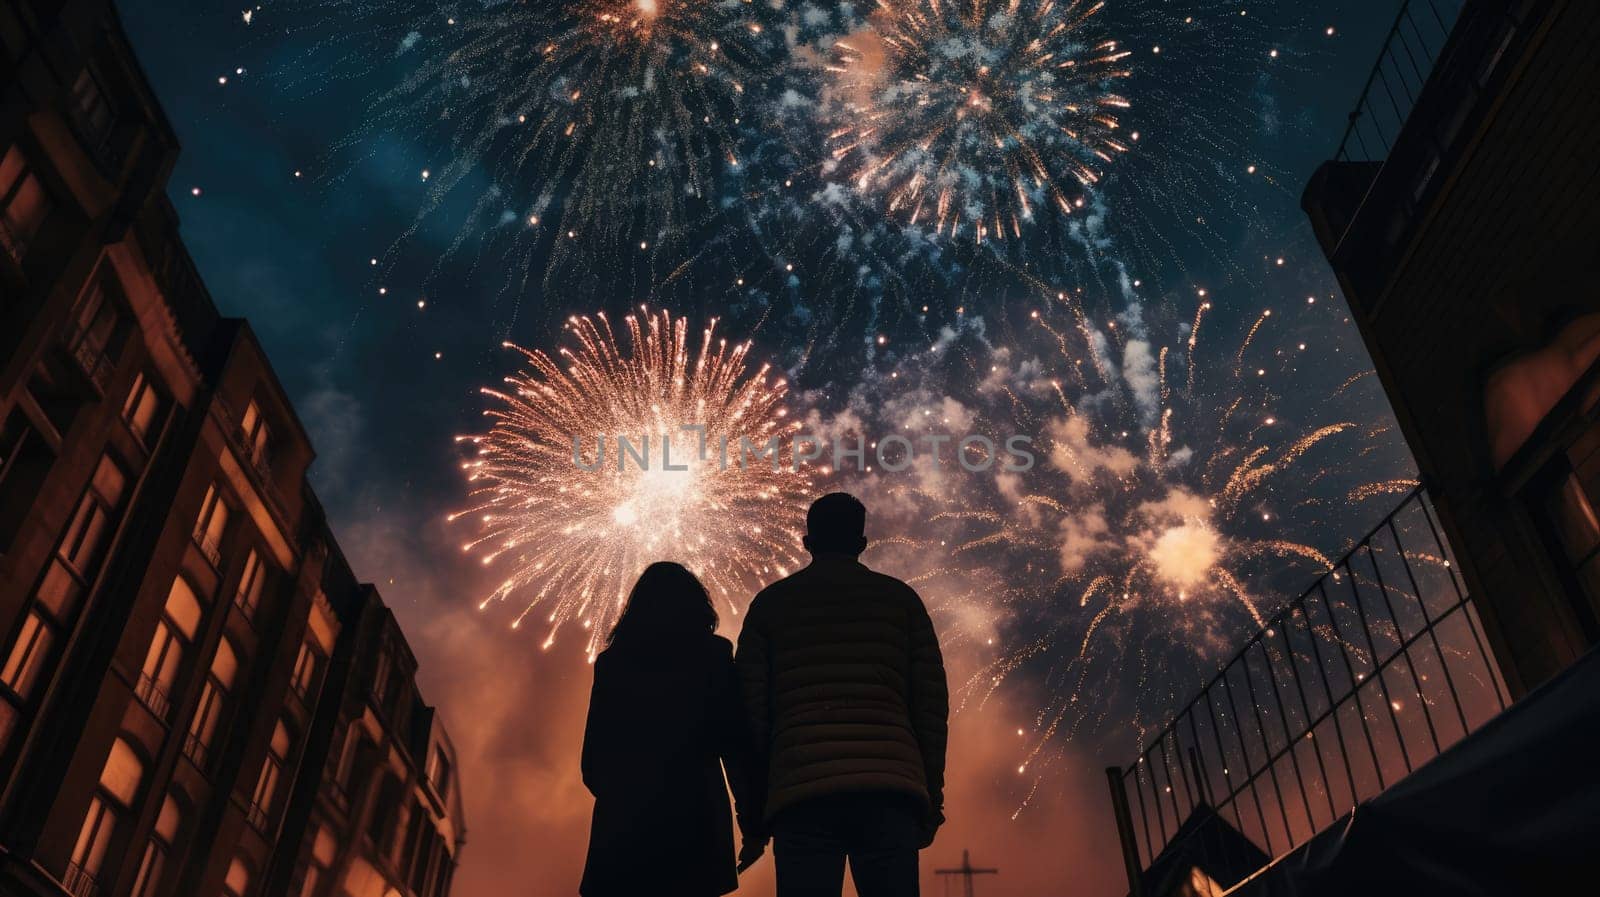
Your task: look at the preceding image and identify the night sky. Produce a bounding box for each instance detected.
[116,2,1417,894]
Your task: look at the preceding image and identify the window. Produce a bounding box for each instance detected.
[367,773,402,850]
[371,646,393,707]
[1488,317,1600,644]
[1537,418,1600,635]
[436,858,455,897]
[289,640,319,700]
[0,612,53,703]
[129,794,181,897]
[69,69,116,155]
[370,644,408,723]
[67,280,125,391]
[137,578,203,722]
[0,610,51,754]
[0,407,57,551]
[332,732,362,804]
[424,839,448,897]
[66,738,144,897]
[0,145,53,259]
[239,400,272,475]
[36,455,129,618]
[426,745,453,802]
[296,864,320,897]
[404,803,431,892]
[66,795,116,897]
[193,485,229,568]
[185,639,238,769]
[248,719,292,831]
[2,454,127,755]
[234,549,266,620]
[223,856,251,897]
[122,373,167,448]
[299,825,336,897]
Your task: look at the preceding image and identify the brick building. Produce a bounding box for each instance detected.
[1303,0,1600,696]
[0,2,465,896]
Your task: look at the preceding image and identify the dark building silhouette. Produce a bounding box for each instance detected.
[1303,0,1600,697]
[0,1,465,895]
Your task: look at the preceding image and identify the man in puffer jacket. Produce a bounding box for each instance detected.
[736,492,949,897]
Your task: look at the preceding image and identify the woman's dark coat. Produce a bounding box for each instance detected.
[580,632,759,897]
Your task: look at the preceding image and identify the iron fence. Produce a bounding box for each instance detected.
[61,861,99,897]
[1107,487,1509,890]
[1334,0,1465,163]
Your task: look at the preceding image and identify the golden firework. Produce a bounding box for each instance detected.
[454,308,812,657]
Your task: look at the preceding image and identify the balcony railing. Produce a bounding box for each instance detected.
[1308,1,1543,317]
[226,419,292,526]
[134,674,172,723]
[1107,487,1510,891]
[1333,0,1466,163]
[182,731,210,770]
[65,333,115,395]
[61,861,98,897]
[194,532,223,570]
[233,586,258,624]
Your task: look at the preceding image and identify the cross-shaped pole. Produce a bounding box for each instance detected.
[935,849,999,897]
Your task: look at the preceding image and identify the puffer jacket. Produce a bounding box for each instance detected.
[735,554,948,825]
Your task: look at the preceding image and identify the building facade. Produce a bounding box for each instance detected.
[1302,0,1600,697]
[0,2,465,896]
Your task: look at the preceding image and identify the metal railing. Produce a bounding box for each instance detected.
[133,673,172,723]
[182,731,210,770]
[233,583,259,623]
[61,861,98,897]
[1334,0,1466,163]
[246,801,270,833]
[194,531,224,570]
[1107,487,1510,892]
[66,332,115,395]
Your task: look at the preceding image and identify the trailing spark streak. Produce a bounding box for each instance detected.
[453,308,812,657]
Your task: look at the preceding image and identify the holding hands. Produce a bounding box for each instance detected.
[737,836,767,873]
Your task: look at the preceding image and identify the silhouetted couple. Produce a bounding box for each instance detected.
[579,493,950,897]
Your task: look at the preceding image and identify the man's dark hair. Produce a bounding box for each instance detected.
[805,492,867,555]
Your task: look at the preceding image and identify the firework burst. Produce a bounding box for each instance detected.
[272,0,778,298]
[977,305,1378,740]
[825,0,1132,243]
[808,292,1413,786]
[452,308,813,657]
[722,0,1298,346]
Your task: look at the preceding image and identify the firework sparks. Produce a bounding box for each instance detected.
[992,305,1364,730]
[824,0,1132,242]
[276,0,776,296]
[452,308,812,657]
[810,292,1414,793]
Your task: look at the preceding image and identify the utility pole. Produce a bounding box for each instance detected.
[935,849,999,897]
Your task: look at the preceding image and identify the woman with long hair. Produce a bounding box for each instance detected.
[579,562,764,896]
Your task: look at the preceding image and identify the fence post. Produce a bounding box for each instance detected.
[1106,766,1146,897]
